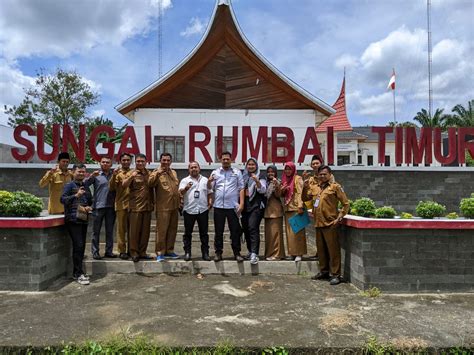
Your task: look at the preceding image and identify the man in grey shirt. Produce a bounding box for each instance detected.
[85,156,116,259]
[208,151,245,262]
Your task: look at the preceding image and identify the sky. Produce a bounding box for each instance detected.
[0,0,473,127]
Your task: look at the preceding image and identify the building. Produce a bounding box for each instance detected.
[115,0,335,168]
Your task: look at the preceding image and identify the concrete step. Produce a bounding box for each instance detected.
[83,259,320,276]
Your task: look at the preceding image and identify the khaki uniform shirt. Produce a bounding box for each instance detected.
[303,181,350,227]
[264,193,284,219]
[39,169,73,214]
[128,169,154,212]
[149,168,180,212]
[284,175,304,212]
[109,168,132,211]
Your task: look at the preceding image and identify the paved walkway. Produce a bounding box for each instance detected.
[1,274,473,350]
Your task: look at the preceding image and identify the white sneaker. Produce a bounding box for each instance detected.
[250,253,259,265]
[76,274,90,285]
[82,274,90,280]
[294,256,302,262]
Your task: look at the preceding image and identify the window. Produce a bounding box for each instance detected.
[357,155,362,165]
[385,155,391,166]
[215,137,236,162]
[367,155,374,166]
[337,155,350,165]
[154,136,185,163]
[267,137,292,162]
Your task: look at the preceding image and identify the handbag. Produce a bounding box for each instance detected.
[76,205,89,222]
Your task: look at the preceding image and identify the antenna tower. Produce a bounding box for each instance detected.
[158,0,163,78]
[427,0,433,117]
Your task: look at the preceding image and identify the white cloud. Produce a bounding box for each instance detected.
[334,54,359,70]
[0,60,35,125]
[357,92,405,117]
[180,17,207,37]
[0,0,172,60]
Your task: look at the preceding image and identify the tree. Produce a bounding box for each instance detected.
[447,100,474,127]
[412,108,449,128]
[6,68,100,127]
[388,121,418,128]
[5,68,126,163]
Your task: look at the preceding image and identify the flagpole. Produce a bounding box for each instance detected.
[392,68,396,125]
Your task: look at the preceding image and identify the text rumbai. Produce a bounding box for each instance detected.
[11,124,474,165]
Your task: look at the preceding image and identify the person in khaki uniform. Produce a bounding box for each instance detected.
[281,161,306,262]
[302,154,335,260]
[39,152,73,214]
[109,153,133,260]
[149,153,180,262]
[302,165,350,285]
[263,165,286,261]
[122,153,154,263]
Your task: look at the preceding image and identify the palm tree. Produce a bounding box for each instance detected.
[447,100,474,127]
[412,108,449,127]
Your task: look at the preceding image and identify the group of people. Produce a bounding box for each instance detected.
[40,151,350,286]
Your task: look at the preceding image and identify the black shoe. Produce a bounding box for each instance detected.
[119,253,129,260]
[234,254,244,262]
[132,256,140,263]
[214,253,223,262]
[104,253,117,258]
[329,276,341,285]
[92,253,102,260]
[311,272,330,281]
[202,253,210,261]
[184,253,191,261]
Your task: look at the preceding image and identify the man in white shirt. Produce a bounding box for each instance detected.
[179,161,212,261]
[207,151,245,262]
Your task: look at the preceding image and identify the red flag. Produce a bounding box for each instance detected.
[387,69,395,90]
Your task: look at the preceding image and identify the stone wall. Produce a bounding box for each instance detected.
[1,165,472,214]
[0,225,70,291]
[340,225,474,292]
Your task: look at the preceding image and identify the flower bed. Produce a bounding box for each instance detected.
[340,215,474,293]
[0,214,68,291]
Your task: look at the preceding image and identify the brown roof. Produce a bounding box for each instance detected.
[316,76,352,132]
[116,1,335,119]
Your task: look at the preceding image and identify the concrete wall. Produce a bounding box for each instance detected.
[0,225,70,291]
[340,226,474,292]
[1,165,472,214]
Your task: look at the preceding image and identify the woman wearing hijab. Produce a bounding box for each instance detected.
[241,157,267,265]
[263,165,285,260]
[281,162,307,262]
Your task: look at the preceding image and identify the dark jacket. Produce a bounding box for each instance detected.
[61,181,93,223]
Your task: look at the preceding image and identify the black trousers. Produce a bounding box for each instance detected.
[66,222,88,278]
[91,207,116,255]
[183,210,210,255]
[213,208,241,255]
[242,208,264,254]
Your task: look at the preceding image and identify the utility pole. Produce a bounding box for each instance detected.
[427,0,433,118]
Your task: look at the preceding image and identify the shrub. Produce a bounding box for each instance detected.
[445,212,459,219]
[0,190,14,216]
[374,206,396,219]
[0,191,43,217]
[415,201,446,219]
[400,212,413,219]
[460,193,474,218]
[351,197,376,217]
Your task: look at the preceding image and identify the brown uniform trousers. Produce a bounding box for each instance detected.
[284,175,307,256]
[109,168,132,254]
[303,180,350,277]
[264,189,285,259]
[149,168,180,255]
[127,170,154,258]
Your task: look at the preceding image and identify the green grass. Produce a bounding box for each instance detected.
[360,286,382,298]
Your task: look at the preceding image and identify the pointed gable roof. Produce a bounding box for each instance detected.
[116,0,335,119]
[315,76,352,132]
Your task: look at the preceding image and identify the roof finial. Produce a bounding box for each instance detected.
[218,0,231,6]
